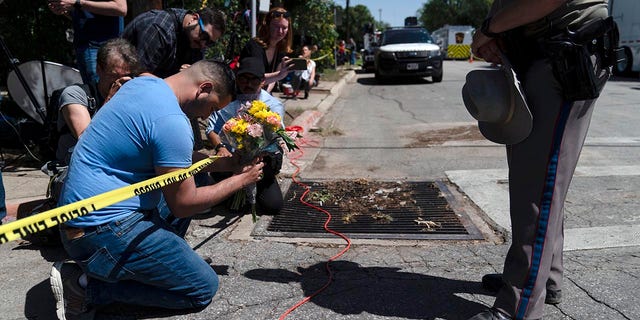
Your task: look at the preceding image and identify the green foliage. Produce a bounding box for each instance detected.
[335,4,376,46]
[0,0,340,90]
[284,0,337,71]
[197,0,252,61]
[418,0,491,31]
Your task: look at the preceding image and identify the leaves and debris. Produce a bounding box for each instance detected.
[414,217,442,232]
[305,179,418,224]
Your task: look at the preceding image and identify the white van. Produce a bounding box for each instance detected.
[431,25,475,60]
[610,0,640,74]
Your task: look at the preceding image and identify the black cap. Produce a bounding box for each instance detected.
[237,57,265,78]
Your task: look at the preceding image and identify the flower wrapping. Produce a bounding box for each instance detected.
[222,100,299,222]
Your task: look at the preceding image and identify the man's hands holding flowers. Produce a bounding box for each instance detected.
[238,158,265,185]
[222,100,299,222]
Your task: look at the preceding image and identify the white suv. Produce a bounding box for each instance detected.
[374,27,443,82]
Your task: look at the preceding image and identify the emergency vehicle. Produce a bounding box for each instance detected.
[431,25,475,60]
[611,0,640,75]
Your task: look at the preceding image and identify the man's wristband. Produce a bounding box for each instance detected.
[74,0,82,9]
[214,143,226,151]
[481,17,501,38]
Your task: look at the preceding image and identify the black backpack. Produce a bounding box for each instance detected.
[43,83,97,161]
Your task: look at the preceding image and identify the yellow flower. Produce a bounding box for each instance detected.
[248,100,268,115]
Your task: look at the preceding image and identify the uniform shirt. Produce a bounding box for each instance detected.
[60,77,193,227]
[488,0,609,38]
[122,8,203,78]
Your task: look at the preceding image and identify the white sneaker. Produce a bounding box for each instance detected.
[50,261,93,320]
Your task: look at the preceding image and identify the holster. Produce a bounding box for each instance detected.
[541,16,621,101]
[543,40,600,101]
[504,16,621,102]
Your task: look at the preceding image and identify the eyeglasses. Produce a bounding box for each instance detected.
[270,11,290,19]
[198,18,215,47]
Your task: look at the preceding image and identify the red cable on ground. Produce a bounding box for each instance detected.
[277,130,352,320]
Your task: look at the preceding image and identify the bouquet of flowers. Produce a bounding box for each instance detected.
[222,100,298,222]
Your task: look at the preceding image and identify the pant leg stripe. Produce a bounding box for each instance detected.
[515,101,572,319]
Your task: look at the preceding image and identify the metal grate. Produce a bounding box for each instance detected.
[252,180,483,240]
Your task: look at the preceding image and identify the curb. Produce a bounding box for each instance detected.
[289,69,356,137]
[317,69,356,113]
[279,69,355,180]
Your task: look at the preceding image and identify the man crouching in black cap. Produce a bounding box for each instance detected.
[204,57,287,215]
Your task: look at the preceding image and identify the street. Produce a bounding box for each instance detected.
[306,60,640,251]
[1,60,639,320]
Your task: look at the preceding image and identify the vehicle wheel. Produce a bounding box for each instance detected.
[615,47,633,75]
[375,70,386,83]
[432,70,443,83]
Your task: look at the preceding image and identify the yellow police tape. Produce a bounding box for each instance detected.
[0,156,219,244]
[312,53,331,61]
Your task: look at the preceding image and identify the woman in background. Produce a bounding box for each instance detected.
[296,45,317,99]
[240,7,294,93]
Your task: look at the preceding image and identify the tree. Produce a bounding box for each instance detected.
[336,4,376,49]
[418,0,491,31]
[0,0,75,90]
[292,0,338,70]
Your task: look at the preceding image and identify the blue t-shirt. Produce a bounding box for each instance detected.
[60,77,193,227]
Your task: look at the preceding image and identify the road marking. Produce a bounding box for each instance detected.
[446,166,640,251]
[443,137,640,147]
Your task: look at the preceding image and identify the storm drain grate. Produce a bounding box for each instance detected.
[252,180,483,240]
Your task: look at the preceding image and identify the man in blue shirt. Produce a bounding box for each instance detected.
[50,60,264,319]
[206,57,286,215]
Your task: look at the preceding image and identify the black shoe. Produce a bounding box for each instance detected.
[545,289,562,305]
[481,273,562,305]
[468,307,511,320]
[482,273,504,292]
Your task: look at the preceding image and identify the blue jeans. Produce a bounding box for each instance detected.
[0,169,6,223]
[75,45,100,88]
[60,210,217,313]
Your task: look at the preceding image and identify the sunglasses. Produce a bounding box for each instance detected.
[270,11,291,19]
[198,18,215,47]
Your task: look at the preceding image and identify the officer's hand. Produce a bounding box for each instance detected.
[474,40,503,65]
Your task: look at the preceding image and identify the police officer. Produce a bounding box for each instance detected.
[469,0,613,319]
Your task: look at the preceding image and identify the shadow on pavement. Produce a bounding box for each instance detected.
[356,76,434,87]
[245,260,490,319]
[11,241,68,262]
[25,278,58,320]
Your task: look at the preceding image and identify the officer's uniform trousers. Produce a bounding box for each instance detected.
[493,56,609,319]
